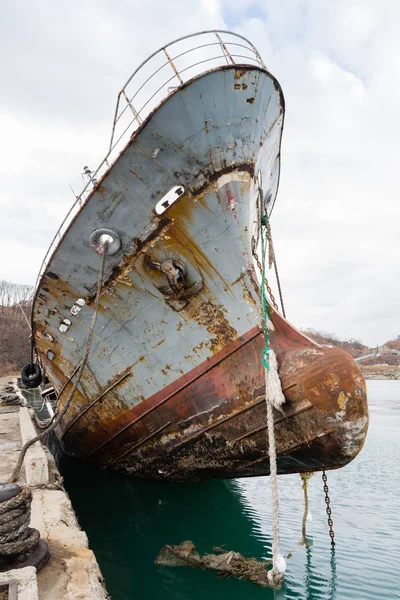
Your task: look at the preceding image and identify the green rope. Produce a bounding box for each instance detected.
[260,214,270,371]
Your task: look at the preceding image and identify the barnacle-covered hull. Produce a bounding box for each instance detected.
[32,45,368,481]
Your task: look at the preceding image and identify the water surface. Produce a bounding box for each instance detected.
[59,380,400,599]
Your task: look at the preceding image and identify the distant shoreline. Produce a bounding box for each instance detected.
[360,366,400,381]
[3,365,399,385]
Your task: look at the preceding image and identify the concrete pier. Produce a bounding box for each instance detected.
[0,377,109,599]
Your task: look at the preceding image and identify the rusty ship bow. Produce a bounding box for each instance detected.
[32,31,368,481]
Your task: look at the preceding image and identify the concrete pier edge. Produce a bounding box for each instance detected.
[0,376,110,600]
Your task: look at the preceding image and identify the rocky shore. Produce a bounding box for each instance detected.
[360,365,400,380]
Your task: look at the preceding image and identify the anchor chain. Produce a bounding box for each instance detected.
[252,248,279,311]
[322,471,335,548]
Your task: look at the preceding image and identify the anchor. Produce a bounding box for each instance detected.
[144,255,202,310]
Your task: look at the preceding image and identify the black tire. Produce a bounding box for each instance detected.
[21,363,43,388]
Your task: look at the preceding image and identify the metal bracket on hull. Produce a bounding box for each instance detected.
[144,254,203,311]
[89,228,121,255]
[155,186,185,215]
[145,256,187,296]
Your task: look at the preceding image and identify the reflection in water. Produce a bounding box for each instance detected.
[303,543,336,600]
[58,454,277,600]
[328,550,337,600]
[56,381,399,600]
[57,453,339,600]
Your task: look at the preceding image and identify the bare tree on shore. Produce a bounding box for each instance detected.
[0,280,33,375]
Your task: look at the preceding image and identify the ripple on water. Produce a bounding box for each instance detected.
[58,380,400,600]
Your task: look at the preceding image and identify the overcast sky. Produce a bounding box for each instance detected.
[1,0,398,346]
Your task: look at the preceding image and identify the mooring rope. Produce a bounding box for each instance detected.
[0,486,39,555]
[0,381,26,407]
[259,212,337,570]
[300,472,314,545]
[9,241,110,484]
[265,372,284,586]
[260,216,286,587]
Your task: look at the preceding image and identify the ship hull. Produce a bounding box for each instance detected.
[33,64,368,481]
[60,313,368,482]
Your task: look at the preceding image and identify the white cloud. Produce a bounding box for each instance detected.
[1,0,399,345]
[0,241,45,285]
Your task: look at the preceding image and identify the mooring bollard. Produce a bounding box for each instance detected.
[0,483,49,573]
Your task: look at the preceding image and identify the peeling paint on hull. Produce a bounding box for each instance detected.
[32,64,369,482]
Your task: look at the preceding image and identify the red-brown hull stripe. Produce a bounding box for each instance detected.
[68,324,264,458]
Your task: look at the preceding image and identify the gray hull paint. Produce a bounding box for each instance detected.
[33,65,285,472]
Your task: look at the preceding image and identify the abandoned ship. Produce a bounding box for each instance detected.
[29,30,368,481]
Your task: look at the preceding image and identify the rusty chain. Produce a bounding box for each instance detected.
[322,471,335,548]
[252,248,279,311]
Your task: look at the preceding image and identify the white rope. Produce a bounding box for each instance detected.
[300,472,314,545]
[265,349,285,411]
[259,214,286,585]
[265,349,286,587]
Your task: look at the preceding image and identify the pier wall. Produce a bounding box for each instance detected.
[0,376,109,600]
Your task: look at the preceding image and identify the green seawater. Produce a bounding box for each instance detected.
[58,380,400,599]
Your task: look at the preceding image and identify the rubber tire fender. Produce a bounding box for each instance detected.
[21,363,43,388]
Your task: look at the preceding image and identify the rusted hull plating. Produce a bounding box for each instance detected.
[33,64,368,481]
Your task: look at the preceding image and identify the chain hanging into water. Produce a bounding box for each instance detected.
[9,241,110,483]
[322,471,335,548]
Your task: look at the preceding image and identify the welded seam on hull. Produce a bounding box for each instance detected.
[169,397,266,452]
[79,325,263,458]
[232,399,314,443]
[107,421,172,466]
[279,428,335,455]
[86,396,266,462]
[61,369,132,438]
[111,399,269,477]
[243,428,336,471]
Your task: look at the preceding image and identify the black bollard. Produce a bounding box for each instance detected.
[0,483,49,573]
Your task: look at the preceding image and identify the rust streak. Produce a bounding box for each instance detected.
[191,163,254,197]
[282,383,297,393]
[170,397,266,451]
[234,68,248,80]
[233,399,314,443]
[56,361,83,400]
[107,421,172,465]
[82,326,263,458]
[280,428,335,455]
[244,429,335,470]
[61,369,132,437]
[169,222,233,293]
